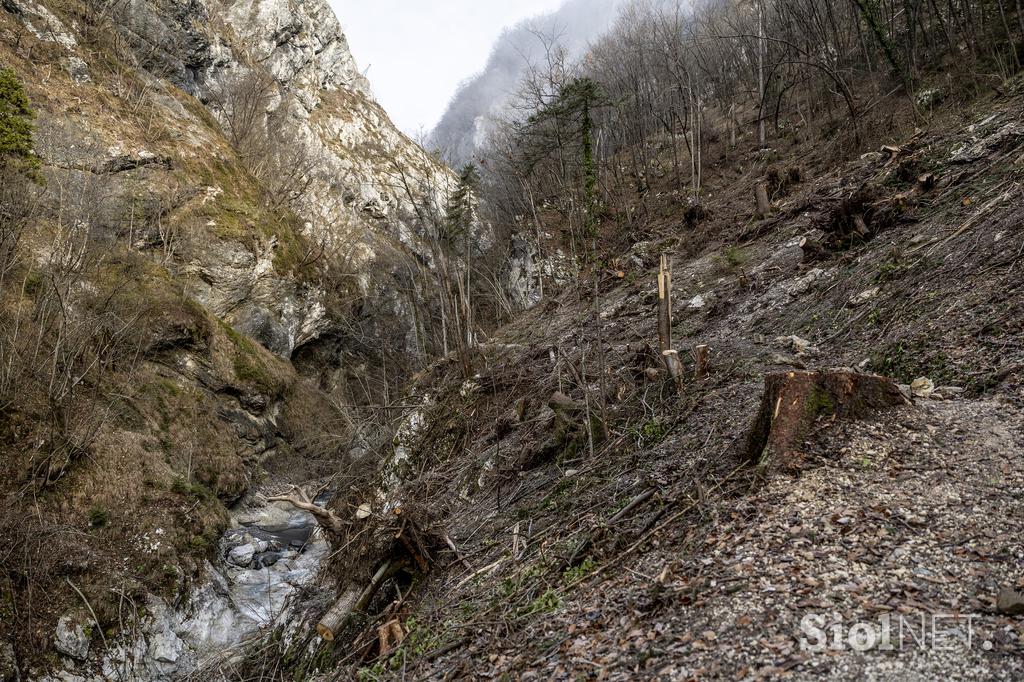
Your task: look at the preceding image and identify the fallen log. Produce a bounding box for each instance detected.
[317,560,400,641]
[746,370,910,469]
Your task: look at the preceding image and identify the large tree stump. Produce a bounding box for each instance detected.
[746,370,909,468]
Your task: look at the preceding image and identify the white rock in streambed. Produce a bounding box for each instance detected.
[227,543,257,567]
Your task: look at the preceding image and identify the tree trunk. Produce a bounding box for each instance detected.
[316,585,362,642]
[746,370,909,470]
[317,560,396,641]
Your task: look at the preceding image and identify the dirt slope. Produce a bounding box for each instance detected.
[322,79,1024,681]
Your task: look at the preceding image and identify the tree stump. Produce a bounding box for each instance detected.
[662,350,684,386]
[746,370,909,469]
[755,181,772,219]
[799,237,828,263]
[693,345,710,379]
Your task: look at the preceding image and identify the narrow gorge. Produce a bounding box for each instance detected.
[1,0,1023,680]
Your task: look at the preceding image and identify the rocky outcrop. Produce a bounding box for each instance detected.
[198,0,458,257]
[10,0,473,363]
[0,0,492,677]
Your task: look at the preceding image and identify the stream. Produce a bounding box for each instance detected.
[181,501,330,655]
[40,494,336,682]
[46,500,333,681]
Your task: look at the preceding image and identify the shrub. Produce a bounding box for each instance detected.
[88,506,109,528]
[0,68,39,171]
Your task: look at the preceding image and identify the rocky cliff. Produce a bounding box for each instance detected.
[0,0,488,678]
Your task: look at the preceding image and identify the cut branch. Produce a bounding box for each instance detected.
[267,485,346,534]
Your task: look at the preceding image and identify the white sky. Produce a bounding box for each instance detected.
[331,0,566,136]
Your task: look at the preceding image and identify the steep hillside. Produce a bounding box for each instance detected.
[311,78,1024,680]
[0,0,487,678]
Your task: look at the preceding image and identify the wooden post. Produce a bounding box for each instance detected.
[755,181,772,219]
[693,345,710,379]
[658,256,683,390]
[657,254,672,355]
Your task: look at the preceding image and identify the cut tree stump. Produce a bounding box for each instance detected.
[746,370,909,469]
[693,345,710,379]
[799,237,828,263]
[662,350,684,386]
[755,181,772,219]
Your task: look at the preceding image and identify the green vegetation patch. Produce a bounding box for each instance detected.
[0,68,39,171]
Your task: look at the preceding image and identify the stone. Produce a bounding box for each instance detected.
[148,631,184,665]
[996,587,1024,615]
[66,56,91,84]
[788,268,825,296]
[849,287,880,307]
[775,335,818,357]
[227,543,257,567]
[769,354,807,369]
[910,377,935,399]
[254,552,283,568]
[548,392,581,413]
[0,641,17,681]
[54,614,90,661]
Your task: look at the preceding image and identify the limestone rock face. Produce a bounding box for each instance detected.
[220,0,371,103]
[189,0,473,358]
[12,0,473,362]
[201,0,463,265]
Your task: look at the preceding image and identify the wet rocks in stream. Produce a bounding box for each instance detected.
[222,521,314,569]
